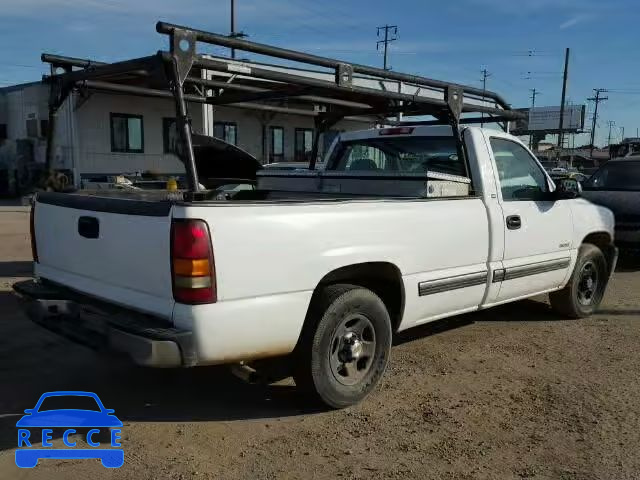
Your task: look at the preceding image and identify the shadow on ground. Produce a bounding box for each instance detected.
[0,261,32,277]
[0,289,324,452]
[0,269,631,452]
[596,309,640,316]
[617,251,640,272]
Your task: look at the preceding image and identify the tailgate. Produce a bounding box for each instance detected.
[33,192,175,319]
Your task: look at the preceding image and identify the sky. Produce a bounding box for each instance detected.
[0,0,638,146]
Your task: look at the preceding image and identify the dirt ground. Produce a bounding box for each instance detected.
[1,206,639,480]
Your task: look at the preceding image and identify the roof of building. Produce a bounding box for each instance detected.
[0,80,43,94]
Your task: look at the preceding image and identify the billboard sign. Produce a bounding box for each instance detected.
[510,105,585,134]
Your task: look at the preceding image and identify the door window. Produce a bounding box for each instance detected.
[269,126,284,163]
[295,128,314,162]
[490,138,548,201]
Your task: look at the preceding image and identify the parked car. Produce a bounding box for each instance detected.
[582,159,640,250]
[572,173,589,183]
[263,162,325,171]
[14,125,618,408]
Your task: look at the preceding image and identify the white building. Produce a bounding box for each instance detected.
[0,58,376,189]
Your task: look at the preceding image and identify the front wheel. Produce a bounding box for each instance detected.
[293,284,392,409]
[549,243,609,318]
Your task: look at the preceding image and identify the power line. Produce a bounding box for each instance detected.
[376,25,398,71]
[0,63,42,69]
[587,88,608,156]
[298,0,372,33]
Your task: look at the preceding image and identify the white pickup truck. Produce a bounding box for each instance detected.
[15,125,617,408]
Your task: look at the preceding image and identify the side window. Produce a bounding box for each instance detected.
[110,113,144,153]
[213,122,238,146]
[269,126,284,163]
[490,138,548,201]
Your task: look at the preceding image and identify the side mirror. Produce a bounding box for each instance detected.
[554,178,582,199]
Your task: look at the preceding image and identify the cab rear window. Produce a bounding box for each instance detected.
[329,136,465,177]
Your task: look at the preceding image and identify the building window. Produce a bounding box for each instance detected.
[0,124,7,141]
[213,121,237,145]
[295,128,314,162]
[40,119,50,138]
[110,113,144,153]
[163,118,181,155]
[269,126,284,163]
[26,119,38,138]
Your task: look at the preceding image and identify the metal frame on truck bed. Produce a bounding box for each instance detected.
[42,21,524,199]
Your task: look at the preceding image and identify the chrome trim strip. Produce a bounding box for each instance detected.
[418,271,488,296]
[494,258,571,283]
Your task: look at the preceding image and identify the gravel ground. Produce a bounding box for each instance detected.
[1,207,639,480]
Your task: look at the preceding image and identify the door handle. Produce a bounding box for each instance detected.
[506,215,521,230]
[78,216,100,239]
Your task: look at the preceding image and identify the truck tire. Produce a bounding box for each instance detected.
[293,284,392,409]
[549,243,608,318]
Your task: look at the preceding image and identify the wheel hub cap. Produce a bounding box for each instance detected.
[339,333,363,362]
[577,261,599,306]
[329,314,376,386]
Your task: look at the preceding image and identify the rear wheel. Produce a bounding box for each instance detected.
[293,284,392,408]
[549,243,608,318]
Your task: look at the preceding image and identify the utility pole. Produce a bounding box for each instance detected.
[620,126,625,142]
[529,88,540,149]
[557,47,570,149]
[587,88,608,157]
[530,88,540,109]
[230,0,236,59]
[607,120,616,146]
[229,0,248,59]
[480,68,492,127]
[376,25,398,70]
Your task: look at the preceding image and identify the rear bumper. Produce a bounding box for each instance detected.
[13,279,195,368]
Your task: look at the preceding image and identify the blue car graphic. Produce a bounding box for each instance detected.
[15,391,124,468]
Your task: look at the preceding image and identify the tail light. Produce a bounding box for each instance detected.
[171,219,216,304]
[30,205,38,263]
